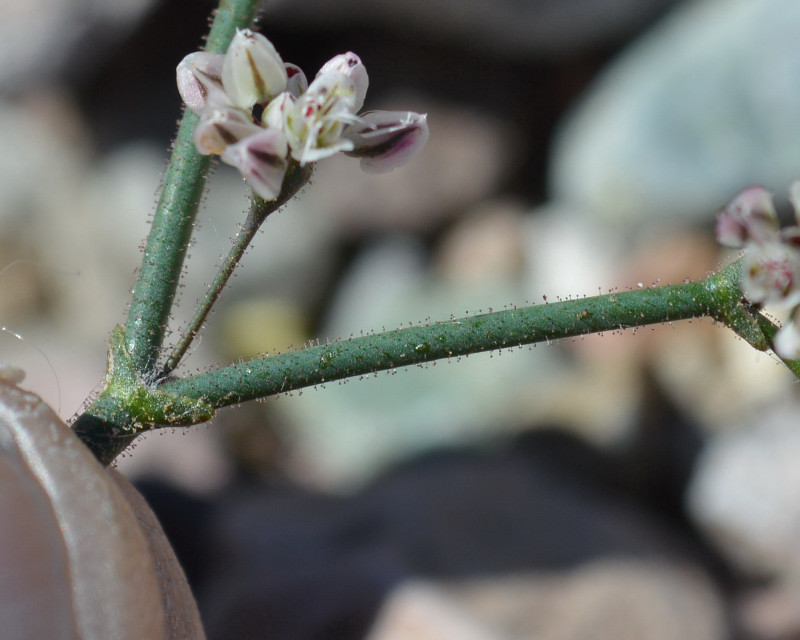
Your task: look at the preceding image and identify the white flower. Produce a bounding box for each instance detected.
[282,71,360,164]
[221,29,288,109]
[192,107,262,155]
[176,33,428,200]
[741,240,800,307]
[716,182,800,361]
[284,63,308,98]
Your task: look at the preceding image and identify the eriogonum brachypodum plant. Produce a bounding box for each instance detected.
[71,0,800,472]
[716,181,800,358]
[177,28,429,200]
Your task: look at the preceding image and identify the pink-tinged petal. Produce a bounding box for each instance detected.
[193,108,262,155]
[222,29,287,110]
[741,240,800,307]
[176,52,226,114]
[344,111,429,173]
[284,63,308,98]
[221,129,289,200]
[774,308,800,359]
[317,52,368,111]
[715,185,778,248]
[780,226,800,249]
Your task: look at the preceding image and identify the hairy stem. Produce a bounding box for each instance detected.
[160,163,312,377]
[162,262,765,408]
[123,0,262,376]
[74,259,791,465]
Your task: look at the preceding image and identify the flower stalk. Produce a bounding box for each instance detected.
[160,162,312,377]
[70,0,800,470]
[123,0,263,376]
[74,258,798,466]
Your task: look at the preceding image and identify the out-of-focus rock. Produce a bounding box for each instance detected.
[434,200,527,286]
[217,297,309,360]
[551,0,800,228]
[1,0,157,90]
[687,400,800,579]
[183,431,723,639]
[370,560,727,640]
[366,582,504,640]
[738,580,800,640]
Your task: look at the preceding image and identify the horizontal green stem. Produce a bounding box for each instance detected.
[161,264,754,408]
[75,259,793,466]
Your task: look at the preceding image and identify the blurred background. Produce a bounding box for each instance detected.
[3,0,800,637]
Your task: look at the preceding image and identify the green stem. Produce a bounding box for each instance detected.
[160,163,312,377]
[123,0,262,376]
[73,258,791,465]
[161,263,761,408]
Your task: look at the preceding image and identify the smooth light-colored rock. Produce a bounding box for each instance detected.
[551,0,800,227]
[688,400,800,578]
[369,560,727,640]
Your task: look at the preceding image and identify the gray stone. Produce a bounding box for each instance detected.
[0,0,156,90]
[551,0,800,228]
[369,561,727,640]
[687,400,800,579]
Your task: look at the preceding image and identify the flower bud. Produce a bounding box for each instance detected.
[317,52,368,111]
[263,92,295,130]
[193,108,262,155]
[222,29,288,109]
[344,111,429,173]
[176,52,226,114]
[221,129,289,200]
[284,63,308,98]
[715,185,778,248]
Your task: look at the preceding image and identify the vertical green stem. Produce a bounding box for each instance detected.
[123,0,262,376]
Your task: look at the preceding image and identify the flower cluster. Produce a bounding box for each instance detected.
[716,182,800,358]
[177,29,429,200]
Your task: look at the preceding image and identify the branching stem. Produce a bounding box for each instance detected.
[73,258,799,465]
[122,0,262,376]
[160,163,312,377]
[161,260,761,407]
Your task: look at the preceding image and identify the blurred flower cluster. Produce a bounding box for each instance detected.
[177,29,429,200]
[716,182,800,358]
